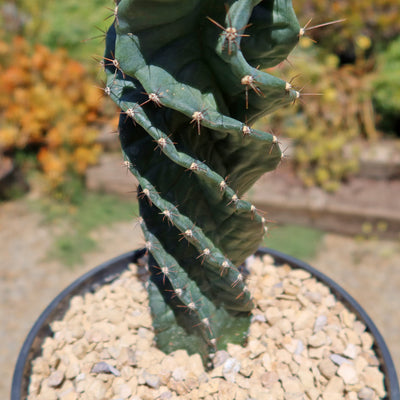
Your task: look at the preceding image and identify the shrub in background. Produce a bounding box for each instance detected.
[293,0,400,60]
[0,36,106,197]
[372,36,400,136]
[262,42,377,191]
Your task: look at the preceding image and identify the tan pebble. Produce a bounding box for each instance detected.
[37,385,58,400]
[360,332,374,351]
[112,377,132,399]
[236,374,251,389]
[249,382,269,399]
[345,391,358,400]
[249,321,265,338]
[322,393,343,400]
[71,340,88,359]
[318,359,337,379]
[343,343,359,359]
[357,386,375,399]
[308,345,328,359]
[277,318,292,334]
[283,282,300,296]
[260,370,279,388]
[266,325,283,340]
[120,365,135,380]
[28,374,43,395]
[281,375,304,393]
[142,369,161,389]
[86,379,107,400]
[360,367,386,397]
[296,365,314,390]
[65,362,80,379]
[294,310,315,331]
[32,357,50,376]
[344,328,361,345]
[325,376,344,394]
[47,370,64,388]
[265,306,282,325]
[248,339,265,358]
[198,377,219,396]
[59,390,78,400]
[337,363,359,385]
[276,348,292,364]
[308,331,327,347]
[289,269,312,280]
[189,353,205,377]
[306,387,321,400]
[304,291,322,304]
[212,350,229,367]
[354,355,368,374]
[339,309,355,329]
[323,294,336,308]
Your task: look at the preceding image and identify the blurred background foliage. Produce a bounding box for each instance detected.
[0,0,399,200]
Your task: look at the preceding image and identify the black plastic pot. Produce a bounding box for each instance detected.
[12,248,400,400]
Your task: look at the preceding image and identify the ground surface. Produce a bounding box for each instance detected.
[1,197,399,399]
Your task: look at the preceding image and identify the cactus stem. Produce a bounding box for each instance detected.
[241,74,264,109]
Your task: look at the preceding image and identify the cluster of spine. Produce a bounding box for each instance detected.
[104,0,301,363]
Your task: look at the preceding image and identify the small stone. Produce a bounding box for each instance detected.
[142,370,161,389]
[289,269,311,280]
[313,315,328,332]
[318,359,337,379]
[47,370,64,388]
[360,332,374,351]
[293,310,315,331]
[280,376,303,393]
[308,331,327,347]
[265,306,282,325]
[277,318,292,334]
[213,350,230,367]
[86,379,107,400]
[223,357,241,383]
[172,366,187,382]
[91,361,121,376]
[325,376,344,394]
[357,387,375,399]
[360,367,386,397]
[330,354,351,366]
[337,363,359,385]
[261,371,279,388]
[343,343,359,359]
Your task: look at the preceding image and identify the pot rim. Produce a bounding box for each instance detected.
[11,247,399,400]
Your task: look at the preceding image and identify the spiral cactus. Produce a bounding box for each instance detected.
[104,0,301,364]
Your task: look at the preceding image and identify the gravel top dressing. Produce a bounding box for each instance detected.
[27,254,386,400]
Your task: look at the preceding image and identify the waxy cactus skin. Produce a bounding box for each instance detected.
[104,0,301,363]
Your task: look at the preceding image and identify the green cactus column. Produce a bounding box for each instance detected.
[104,0,301,364]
